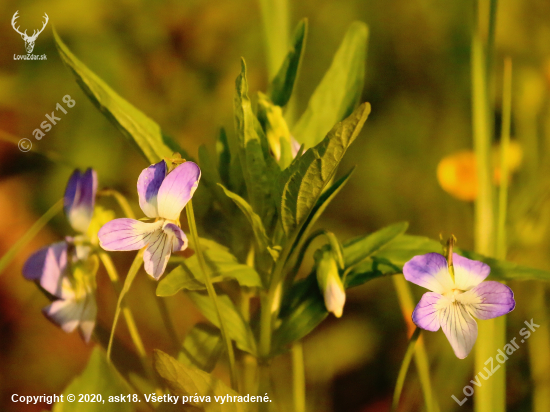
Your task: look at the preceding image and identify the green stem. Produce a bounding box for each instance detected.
[292,341,306,412]
[258,291,274,412]
[259,291,274,358]
[90,330,157,412]
[106,249,162,394]
[98,189,136,219]
[491,57,512,412]
[472,1,504,411]
[526,285,550,412]
[391,327,421,412]
[496,58,512,260]
[471,21,495,257]
[156,297,181,352]
[99,252,147,359]
[260,231,297,359]
[186,199,238,390]
[0,199,63,275]
[392,276,438,412]
[486,0,499,97]
[107,249,144,361]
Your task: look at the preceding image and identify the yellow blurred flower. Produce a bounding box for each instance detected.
[437,141,523,201]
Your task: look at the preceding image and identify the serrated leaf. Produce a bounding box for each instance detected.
[158,241,262,296]
[187,292,257,355]
[53,348,133,412]
[54,29,184,164]
[234,59,277,221]
[153,350,245,412]
[289,167,355,261]
[268,19,307,107]
[279,103,370,236]
[292,22,368,147]
[218,184,270,252]
[178,324,224,373]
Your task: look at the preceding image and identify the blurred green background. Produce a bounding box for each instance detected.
[1,0,550,411]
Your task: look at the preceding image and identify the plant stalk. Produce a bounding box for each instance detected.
[472,0,505,410]
[0,199,63,275]
[392,275,438,412]
[186,199,238,390]
[99,252,147,359]
[496,58,512,259]
[155,297,181,352]
[107,249,144,361]
[391,327,421,412]
[292,341,306,412]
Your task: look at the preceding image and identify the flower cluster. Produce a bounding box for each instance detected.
[22,160,202,343]
[23,169,98,342]
[21,159,516,363]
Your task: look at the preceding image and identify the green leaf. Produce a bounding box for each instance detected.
[343,222,409,267]
[153,350,245,412]
[268,19,307,107]
[178,324,224,373]
[350,234,550,283]
[292,22,368,147]
[187,291,257,355]
[364,234,441,267]
[218,184,270,252]
[54,29,184,164]
[158,243,263,296]
[273,274,327,353]
[199,145,233,211]
[344,257,402,288]
[290,167,355,258]
[279,102,371,236]
[53,347,133,412]
[216,128,233,188]
[157,261,206,296]
[477,254,550,281]
[234,59,277,221]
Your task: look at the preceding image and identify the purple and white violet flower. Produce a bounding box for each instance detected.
[403,253,516,359]
[98,160,201,279]
[23,168,98,343]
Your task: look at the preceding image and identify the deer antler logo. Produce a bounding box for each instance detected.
[12,11,49,54]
